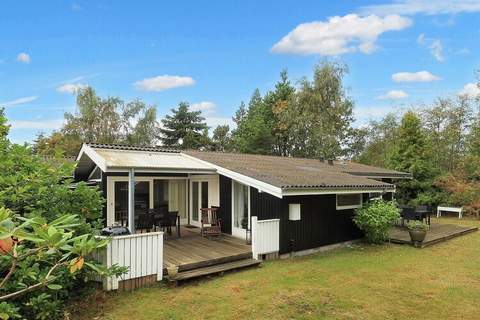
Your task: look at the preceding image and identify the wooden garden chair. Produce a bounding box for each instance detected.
[200,207,221,237]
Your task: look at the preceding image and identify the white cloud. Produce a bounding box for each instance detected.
[429,39,444,62]
[8,119,64,130]
[417,33,425,45]
[271,14,412,56]
[56,83,88,94]
[377,90,409,100]
[16,52,31,64]
[360,0,480,16]
[190,101,216,113]
[459,82,480,98]
[417,34,445,62]
[0,96,38,107]
[204,116,235,130]
[134,75,195,92]
[392,71,441,82]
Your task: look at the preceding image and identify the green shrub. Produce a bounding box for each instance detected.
[407,221,429,231]
[0,109,124,319]
[353,200,400,244]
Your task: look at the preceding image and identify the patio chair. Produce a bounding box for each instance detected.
[149,207,167,230]
[159,211,180,237]
[201,207,221,238]
[136,213,155,233]
[401,206,420,226]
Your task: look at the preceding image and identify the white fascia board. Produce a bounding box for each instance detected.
[282,188,395,196]
[77,144,107,172]
[104,167,216,174]
[181,153,283,198]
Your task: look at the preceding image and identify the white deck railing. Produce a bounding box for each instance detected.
[95,232,164,291]
[251,217,280,260]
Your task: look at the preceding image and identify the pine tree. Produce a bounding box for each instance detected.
[160,102,209,149]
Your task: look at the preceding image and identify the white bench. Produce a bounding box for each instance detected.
[437,206,463,219]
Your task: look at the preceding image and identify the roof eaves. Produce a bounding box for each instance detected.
[346,171,412,179]
[86,142,179,153]
[281,183,395,190]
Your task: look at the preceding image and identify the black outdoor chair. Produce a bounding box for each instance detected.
[401,206,420,226]
[160,211,180,237]
[149,207,167,229]
[136,213,155,233]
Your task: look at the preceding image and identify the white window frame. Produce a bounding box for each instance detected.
[106,176,189,226]
[336,193,363,210]
[231,180,251,239]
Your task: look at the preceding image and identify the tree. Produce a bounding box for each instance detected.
[232,89,274,154]
[34,87,159,156]
[357,113,399,167]
[420,97,473,172]
[263,70,296,156]
[212,125,232,152]
[160,102,209,149]
[388,112,437,204]
[287,61,355,159]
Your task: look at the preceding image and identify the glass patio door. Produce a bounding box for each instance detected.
[190,181,208,227]
[232,181,249,238]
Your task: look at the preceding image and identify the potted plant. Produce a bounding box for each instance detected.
[167,265,179,279]
[407,221,429,246]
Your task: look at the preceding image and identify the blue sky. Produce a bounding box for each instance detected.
[1,0,480,143]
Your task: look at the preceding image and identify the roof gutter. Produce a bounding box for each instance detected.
[282,186,395,196]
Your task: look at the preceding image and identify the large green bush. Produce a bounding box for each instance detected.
[353,200,400,244]
[0,109,122,319]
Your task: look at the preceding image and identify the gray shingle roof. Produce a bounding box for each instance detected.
[185,151,406,190]
[81,144,408,191]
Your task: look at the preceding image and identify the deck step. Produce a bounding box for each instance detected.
[171,258,261,282]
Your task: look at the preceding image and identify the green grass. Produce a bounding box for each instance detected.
[69,218,480,320]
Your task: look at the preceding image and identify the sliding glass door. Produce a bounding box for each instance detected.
[232,181,249,238]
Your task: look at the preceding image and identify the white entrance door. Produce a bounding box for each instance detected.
[232,181,250,238]
[190,181,209,227]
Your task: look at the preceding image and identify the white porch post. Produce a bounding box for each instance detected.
[251,216,258,260]
[128,168,135,234]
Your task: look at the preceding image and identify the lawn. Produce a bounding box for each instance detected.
[70,218,480,320]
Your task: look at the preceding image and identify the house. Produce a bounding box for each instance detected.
[75,143,409,260]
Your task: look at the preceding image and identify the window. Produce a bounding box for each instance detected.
[153,180,169,209]
[134,181,150,212]
[289,204,301,221]
[336,193,363,210]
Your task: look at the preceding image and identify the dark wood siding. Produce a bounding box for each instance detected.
[218,175,232,234]
[250,188,363,254]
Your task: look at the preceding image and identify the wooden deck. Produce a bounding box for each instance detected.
[389,223,478,248]
[163,227,252,273]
